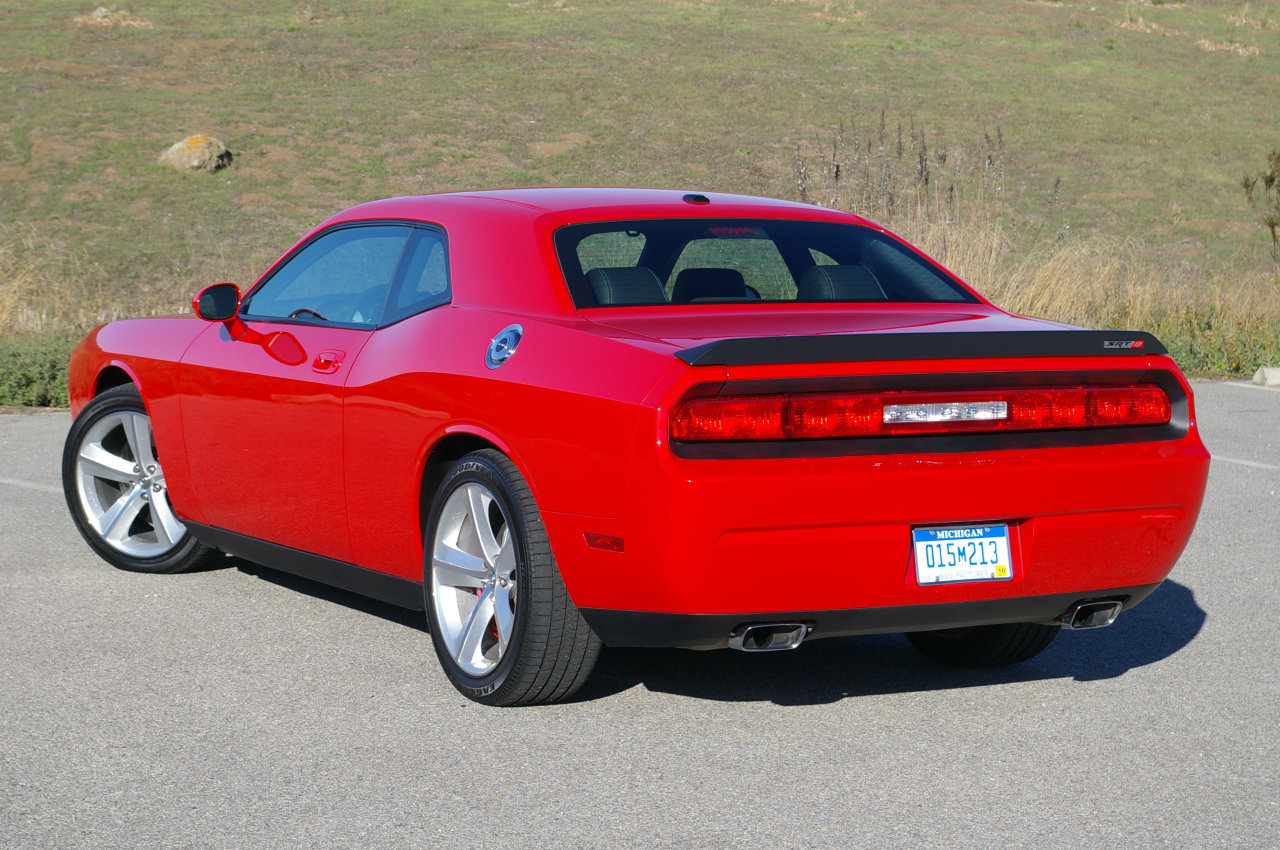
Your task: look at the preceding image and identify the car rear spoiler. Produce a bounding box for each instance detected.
[675,330,1168,366]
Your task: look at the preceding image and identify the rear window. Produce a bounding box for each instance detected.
[554,219,978,308]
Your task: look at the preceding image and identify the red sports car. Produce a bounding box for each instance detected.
[63,188,1210,705]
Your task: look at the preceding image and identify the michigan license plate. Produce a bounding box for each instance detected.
[913,524,1013,585]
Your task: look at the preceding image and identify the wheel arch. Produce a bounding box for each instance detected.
[94,365,137,397]
[69,363,140,418]
[418,431,505,539]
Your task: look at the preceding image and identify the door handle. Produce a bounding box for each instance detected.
[312,349,345,373]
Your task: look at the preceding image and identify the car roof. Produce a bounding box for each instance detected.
[277,189,882,319]
[320,188,865,228]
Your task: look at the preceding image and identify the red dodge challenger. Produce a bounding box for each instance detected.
[63,189,1210,705]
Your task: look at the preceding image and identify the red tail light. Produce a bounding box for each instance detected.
[671,385,1171,442]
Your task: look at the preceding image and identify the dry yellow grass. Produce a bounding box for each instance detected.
[0,224,117,333]
[907,221,1280,373]
[6,210,1274,376]
[793,122,1280,374]
[0,221,269,337]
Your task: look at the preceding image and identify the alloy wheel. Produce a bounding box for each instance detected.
[73,410,187,559]
[430,481,518,677]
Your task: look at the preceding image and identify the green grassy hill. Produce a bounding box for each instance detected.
[2,0,1278,402]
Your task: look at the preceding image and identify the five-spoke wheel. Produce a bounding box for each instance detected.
[425,450,600,706]
[62,385,213,573]
[430,479,519,677]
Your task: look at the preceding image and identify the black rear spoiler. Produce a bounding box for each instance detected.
[676,330,1167,367]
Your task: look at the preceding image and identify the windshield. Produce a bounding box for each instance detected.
[554,218,979,308]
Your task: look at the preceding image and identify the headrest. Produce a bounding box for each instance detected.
[671,268,751,302]
[796,264,886,301]
[585,267,666,306]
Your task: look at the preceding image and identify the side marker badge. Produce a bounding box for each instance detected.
[486,324,524,369]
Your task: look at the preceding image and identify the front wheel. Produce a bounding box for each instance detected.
[424,450,601,706]
[62,385,214,573]
[905,622,1059,667]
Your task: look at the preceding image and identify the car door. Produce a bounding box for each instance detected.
[340,227,453,579]
[177,223,414,563]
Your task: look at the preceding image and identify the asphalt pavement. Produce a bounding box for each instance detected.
[1,379,1277,848]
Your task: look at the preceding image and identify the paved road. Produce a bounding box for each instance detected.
[1,381,1277,849]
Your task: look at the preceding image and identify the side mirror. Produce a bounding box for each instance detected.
[193,282,252,341]
[192,283,241,322]
[190,282,306,366]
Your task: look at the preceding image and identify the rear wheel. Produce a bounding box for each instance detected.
[63,385,214,573]
[424,450,601,706]
[905,622,1059,667]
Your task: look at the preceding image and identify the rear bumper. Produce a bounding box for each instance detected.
[581,583,1162,649]
[546,433,1208,623]
[540,360,1209,640]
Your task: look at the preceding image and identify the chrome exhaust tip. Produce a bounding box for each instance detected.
[1060,599,1125,630]
[728,622,809,652]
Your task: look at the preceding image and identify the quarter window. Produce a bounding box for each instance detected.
[386,229,450,322]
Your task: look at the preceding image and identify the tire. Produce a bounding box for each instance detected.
[905,622,1059,667]
[424,450,601,706]
[63,385,214,574]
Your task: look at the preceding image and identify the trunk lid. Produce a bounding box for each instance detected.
[580,303,1071,353]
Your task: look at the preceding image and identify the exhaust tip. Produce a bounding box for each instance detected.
[729,622,809,652]
[1060,599,1125,630]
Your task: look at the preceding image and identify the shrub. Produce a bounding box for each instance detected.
[0,330,78,407]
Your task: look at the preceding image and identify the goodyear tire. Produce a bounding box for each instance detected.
[424,450,601,706]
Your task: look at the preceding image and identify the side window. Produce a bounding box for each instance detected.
[386,228,450,323]
[243,224,412,325]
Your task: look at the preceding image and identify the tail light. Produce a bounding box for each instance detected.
[670,385,1171,442]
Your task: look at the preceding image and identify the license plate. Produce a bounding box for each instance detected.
[913,524,1013,585]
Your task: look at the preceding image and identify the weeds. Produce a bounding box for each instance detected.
[1229,4,1278,29]
[795,118,1280,375]
[795,112,1006,231]
[1242,148,1280,263]
[972,240,1280,374]
[0,225,118,333]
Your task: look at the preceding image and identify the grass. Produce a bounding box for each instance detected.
[793,117,1280,374]
[1,0,1279,405]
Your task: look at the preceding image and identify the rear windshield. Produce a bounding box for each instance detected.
[554,218,978,308]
